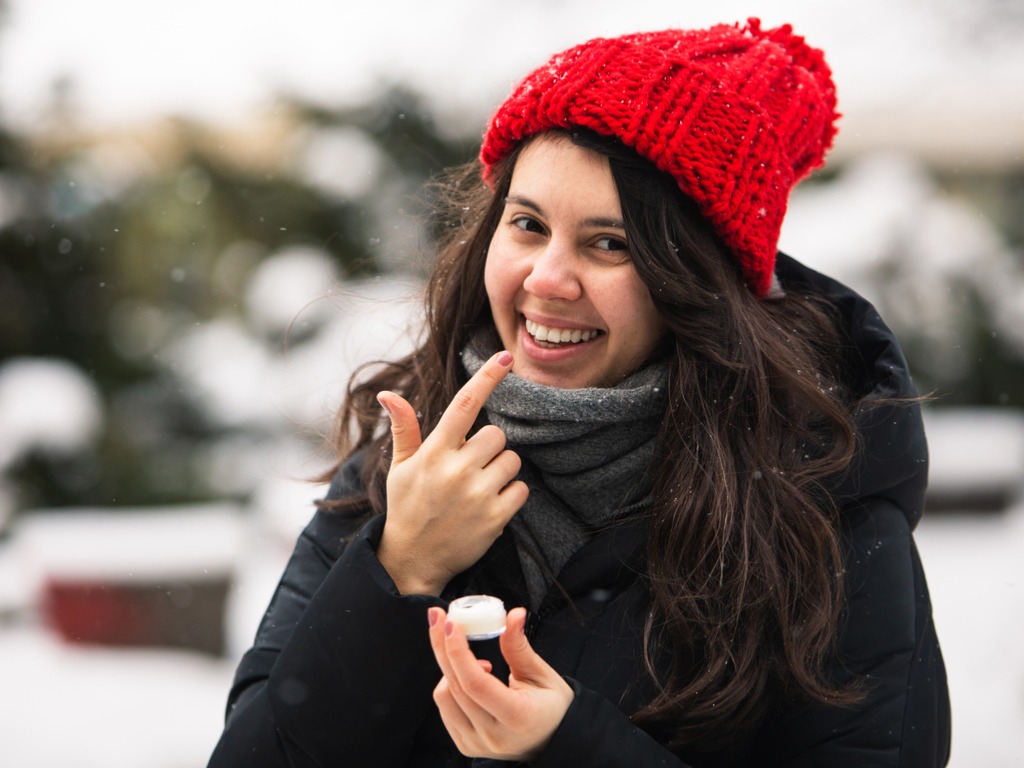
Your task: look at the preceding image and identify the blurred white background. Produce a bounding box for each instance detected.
[1,0,1022,765]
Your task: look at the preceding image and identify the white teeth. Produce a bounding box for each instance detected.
[525,318,598,344]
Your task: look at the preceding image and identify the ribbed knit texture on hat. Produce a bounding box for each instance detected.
[480,19,839,297]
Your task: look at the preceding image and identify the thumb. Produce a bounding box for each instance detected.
[377,391,422,464]
[500,607,551,686]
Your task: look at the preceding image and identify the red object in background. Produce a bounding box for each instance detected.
[17,506,243,657]
[44,579,150,645]
[43,576,229,655]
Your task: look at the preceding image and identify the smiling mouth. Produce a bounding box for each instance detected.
[524,317,602,348]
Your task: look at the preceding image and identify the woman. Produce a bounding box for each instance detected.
[208,19,950,767]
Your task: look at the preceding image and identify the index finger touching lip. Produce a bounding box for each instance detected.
[434,351,513,444]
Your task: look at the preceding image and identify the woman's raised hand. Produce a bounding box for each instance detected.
[375,351,529,596]
[428,606,574,761]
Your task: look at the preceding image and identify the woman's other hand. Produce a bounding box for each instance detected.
[429,606,574,761]
[376,351,529,596]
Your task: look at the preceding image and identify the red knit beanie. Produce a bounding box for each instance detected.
[480,18,839,297]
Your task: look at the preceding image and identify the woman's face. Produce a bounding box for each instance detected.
[484,134,665,389]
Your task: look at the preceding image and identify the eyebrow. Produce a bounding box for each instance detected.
[504,195,625,231]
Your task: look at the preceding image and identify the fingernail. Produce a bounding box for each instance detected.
[497,351,513,367]
[428,608,439,628]
[444,620,454,637]
[376,394,392,415]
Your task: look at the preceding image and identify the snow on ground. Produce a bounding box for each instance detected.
[0,622,234,768]
[915,505,1024,767]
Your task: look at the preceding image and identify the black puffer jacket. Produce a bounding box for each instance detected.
[208,255,950,767]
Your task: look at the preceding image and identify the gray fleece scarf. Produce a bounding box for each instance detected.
[462,333,668,609]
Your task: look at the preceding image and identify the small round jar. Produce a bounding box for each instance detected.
[447,595,507,641]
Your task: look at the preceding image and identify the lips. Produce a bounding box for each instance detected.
[524,317,601,346]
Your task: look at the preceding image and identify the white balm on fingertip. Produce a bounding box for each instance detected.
[448,595,507,640]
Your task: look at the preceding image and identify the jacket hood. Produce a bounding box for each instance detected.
[775,253,929,529]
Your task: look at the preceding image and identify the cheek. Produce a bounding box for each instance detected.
[483,243,517,312]
[484,257,522,351]
[483,253,502,311]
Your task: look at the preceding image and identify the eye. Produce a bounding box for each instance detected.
[510,214,545,235]
[594,235,628,252]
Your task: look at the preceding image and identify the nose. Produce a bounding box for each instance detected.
[522,240,582,301]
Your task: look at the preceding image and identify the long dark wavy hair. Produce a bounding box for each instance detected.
[323,127,863,745]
